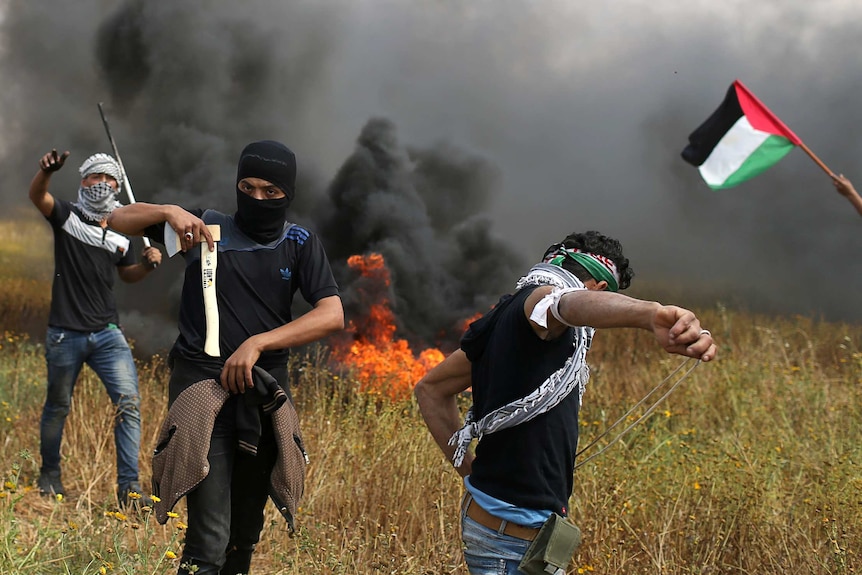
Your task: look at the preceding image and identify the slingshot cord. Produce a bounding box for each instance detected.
[575,358,700,470]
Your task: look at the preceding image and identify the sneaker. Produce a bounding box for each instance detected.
[118,481,154,509]
[37,469,65,498]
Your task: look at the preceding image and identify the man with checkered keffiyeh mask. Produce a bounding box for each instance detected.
[414,230,718,575]
[74,152,125,222]
[28,148,162,508]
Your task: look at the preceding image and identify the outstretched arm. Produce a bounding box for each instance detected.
[832,174,862,217]
[528,287,717,362]
[414,350,474,477]
[108,203,214,252]
[29,149,70,217]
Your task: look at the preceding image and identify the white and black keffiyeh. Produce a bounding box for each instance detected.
[449,263,595,467]
[75,182,122,223]
[78,153,123,185]
[74,153,124,222]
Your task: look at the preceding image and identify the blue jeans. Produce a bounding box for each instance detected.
[40,326,142,487]
[461,501,532,575]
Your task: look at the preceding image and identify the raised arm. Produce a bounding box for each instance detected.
[527,287,717,362]
[108,203,214,252]
[29,149,70,217]
[832,174,862,217]
[414,350,474,477]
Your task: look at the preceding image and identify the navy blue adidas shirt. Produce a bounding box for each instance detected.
[145,209,339,370]
[46,199,136,331]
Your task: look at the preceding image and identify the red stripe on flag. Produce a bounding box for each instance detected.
[733,80,801,145]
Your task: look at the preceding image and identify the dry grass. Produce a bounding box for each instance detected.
[0,217,860,574]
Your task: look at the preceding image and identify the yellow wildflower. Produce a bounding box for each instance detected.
[176,521,188,530]
[165,551,177,559]
[167,511,179,518]
[151,495,162,503]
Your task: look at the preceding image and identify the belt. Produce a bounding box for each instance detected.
[462,495,540,541]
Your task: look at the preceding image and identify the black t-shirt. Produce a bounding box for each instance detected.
[46,199,135,331]
[461,286,583,516]
[146,209,339,371]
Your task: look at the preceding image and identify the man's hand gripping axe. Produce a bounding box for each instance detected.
[163,224,222,357]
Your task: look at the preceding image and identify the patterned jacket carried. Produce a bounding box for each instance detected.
[151,378,308,532]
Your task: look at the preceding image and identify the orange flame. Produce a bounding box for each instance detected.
[461,312,483,333]
[332,253,446,401]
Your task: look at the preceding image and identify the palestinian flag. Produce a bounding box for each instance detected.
[681,80,801,189]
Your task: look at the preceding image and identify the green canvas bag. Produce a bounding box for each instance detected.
[518,513,581,575]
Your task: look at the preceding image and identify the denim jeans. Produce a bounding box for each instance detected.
[461,501,532,575]
[40,326,142,487]
[170,358,282,575]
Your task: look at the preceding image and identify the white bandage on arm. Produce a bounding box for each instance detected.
[529,287,584,328]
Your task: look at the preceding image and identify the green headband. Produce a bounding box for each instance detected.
[549,252,620,292]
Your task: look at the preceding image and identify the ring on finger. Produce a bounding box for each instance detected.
[699,329,711,337]
[184,231,194,241]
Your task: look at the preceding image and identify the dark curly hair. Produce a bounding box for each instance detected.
[542,230,634,290]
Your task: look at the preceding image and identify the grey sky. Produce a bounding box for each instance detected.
[2,0,860,352]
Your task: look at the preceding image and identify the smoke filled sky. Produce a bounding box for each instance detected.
[2,0,862,352]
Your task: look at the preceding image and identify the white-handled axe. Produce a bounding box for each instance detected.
[165,224,222,357]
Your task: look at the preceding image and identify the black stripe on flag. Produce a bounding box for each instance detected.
[681,84,744,167]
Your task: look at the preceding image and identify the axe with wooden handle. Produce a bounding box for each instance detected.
[165,224,222,357]
[201,225,221,357]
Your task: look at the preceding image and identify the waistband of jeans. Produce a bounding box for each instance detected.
[461,493,540,541]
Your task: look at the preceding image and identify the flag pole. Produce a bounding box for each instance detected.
[798,140,834,178]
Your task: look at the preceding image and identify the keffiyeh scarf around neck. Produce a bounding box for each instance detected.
[75,182,121,223]
[448,263,595,467]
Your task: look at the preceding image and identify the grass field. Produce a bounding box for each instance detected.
[0,217,859,574]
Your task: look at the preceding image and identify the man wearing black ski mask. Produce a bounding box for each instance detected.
[109,140,344,574]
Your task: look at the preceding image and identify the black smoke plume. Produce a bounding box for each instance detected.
[316,118,523,347]
[2,1,861,357]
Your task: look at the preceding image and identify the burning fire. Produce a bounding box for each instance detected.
[332,253,447,401]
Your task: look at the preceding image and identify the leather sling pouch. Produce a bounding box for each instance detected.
[518,513,582,575]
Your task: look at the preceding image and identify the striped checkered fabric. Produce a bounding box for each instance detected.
[449,263,594,467]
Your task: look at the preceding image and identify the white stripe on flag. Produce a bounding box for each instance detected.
[698,116,770,187]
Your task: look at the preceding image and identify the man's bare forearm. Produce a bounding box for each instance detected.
[117,263,155,284]
[28,170,54,217]
[847,192,862,217]
[557,290,660,330]
[414,350,474,476]
[251,296,344,352]
[108,203,177,236]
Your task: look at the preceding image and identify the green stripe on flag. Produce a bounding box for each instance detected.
[708,134,795,190]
